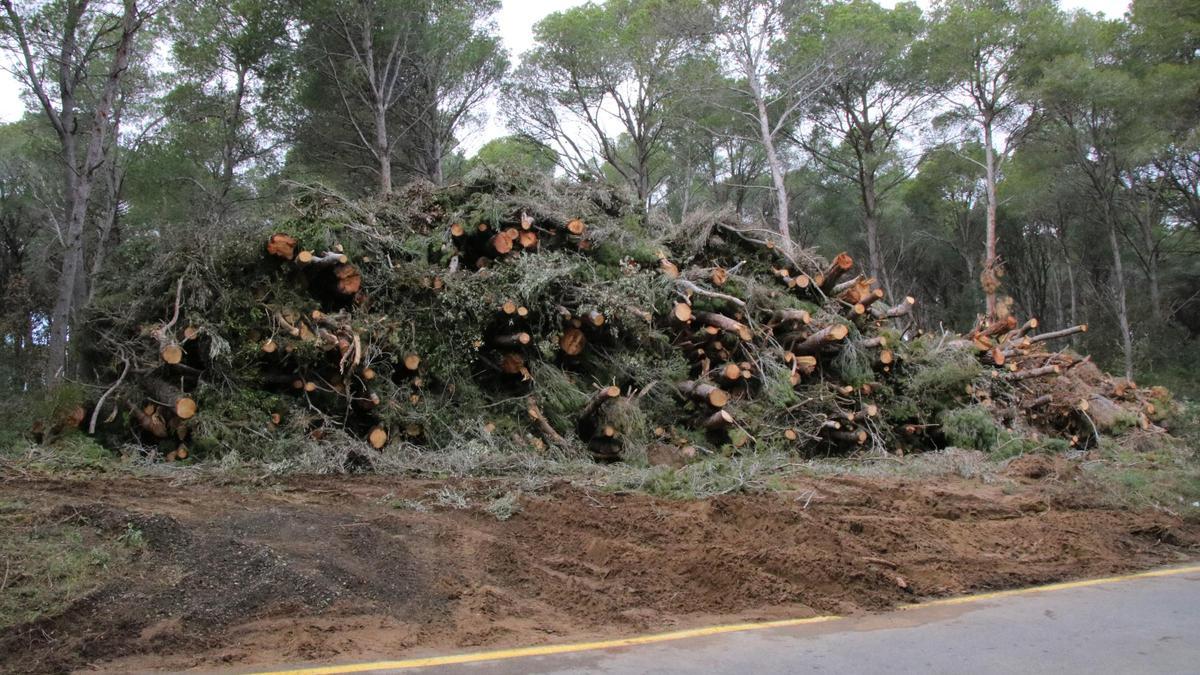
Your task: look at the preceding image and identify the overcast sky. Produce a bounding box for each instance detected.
[0,0,1132,148]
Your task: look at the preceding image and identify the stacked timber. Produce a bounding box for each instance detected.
[75,173,1177,463]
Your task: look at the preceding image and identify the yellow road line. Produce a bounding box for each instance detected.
[253,564,1200,675]
[901,564,1200,610]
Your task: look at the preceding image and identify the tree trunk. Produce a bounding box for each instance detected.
[1106,215,1134,380]
[749,74,790,251]
[217,62,249,212]
[375,104,392,196]
[41,0,142,384]
[982,115,1000,319]
[1137,213,1162,322]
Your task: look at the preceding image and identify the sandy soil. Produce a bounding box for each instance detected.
[1,460,1196,674]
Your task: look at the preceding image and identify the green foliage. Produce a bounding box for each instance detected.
[0,509,133,629]
[884,338,983,427]
[470,136,558,176]
[604,452,791,500]
[989,434,1070,460]
[940,405,1000,451]
[1084,434,1200,518]
[485,492,522,520]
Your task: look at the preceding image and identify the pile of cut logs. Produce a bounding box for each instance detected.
[78,188,1163,462]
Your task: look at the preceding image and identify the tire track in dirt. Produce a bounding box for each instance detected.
[0,469,1195,674]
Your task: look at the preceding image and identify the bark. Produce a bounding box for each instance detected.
[746,69,791,251]
[790,323,849,355]
[1027,324,1088,344]
[3,0,145,383]
[860,171,892,298]
[1106,216,1134,380]
[677,380,730,408]
[982,114,1000,319]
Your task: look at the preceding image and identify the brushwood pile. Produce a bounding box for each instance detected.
[65,169,1180,466]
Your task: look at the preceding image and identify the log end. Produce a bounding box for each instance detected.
[368,426,388,449]
[175,397,197,420]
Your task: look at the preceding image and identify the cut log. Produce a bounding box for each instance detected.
[1012,317,1039,340]
[989,346,1005,366]
[160,342,184,365]
[579,385,621,421]
[266,233,298,260]
[673,302,693,323]
[711,267,728,286]
[262,338,278,353]
[1022,394,1053,409]
[720,362,742,381]
[145,380,197,420]
[860,288,885,309]
[694,311,753,341]
[1003,364,1061,381]
[449,222,465,237]
[818,252,854,294]
[501,300,518,315]
[403,353,421,371]
[334,264,362,295]
[771,309,811,326]
[585,310,605,327]
[367,426,388,449]
[560,327,586,356]
[702,409,735,430]
[527,398,567,447]
[858,335,887,349]
[787,273,812,290]
[660,258,680,279]
[1028,324,1088,344]
[832,274,865,298]
[877,349,894,366]
[490,233,514,255]
[793,355,818,376]
[830,429,868,445]
[493,332,531,348]
[130,404,168,439]
[297,251,348,268]
[566,218,585,235]
[975,315,1017,339]
[677,380,729,408]
[836,277,873,304]
[791,324,850,355]
[518,230,538,249]
[1083,394,1128,432]
[871,296,915,320]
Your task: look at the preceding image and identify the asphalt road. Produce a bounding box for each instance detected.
[255,565,1200,675]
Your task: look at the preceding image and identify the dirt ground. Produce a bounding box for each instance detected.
[1,459,1197,674]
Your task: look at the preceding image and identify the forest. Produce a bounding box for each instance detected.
[0,0,1197,461]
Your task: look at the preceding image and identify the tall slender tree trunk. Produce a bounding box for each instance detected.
[982,116,1000,318]
[375,105,392,196]
[45,141,82,383]
[1106,211,1134,380]
[752,89,790,248]
[217,64,249,212]
[43,0,140,383]
[1137,215,1162,322]
[860,169,892,298]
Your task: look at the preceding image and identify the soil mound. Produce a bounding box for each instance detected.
[1,473,1194,673]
